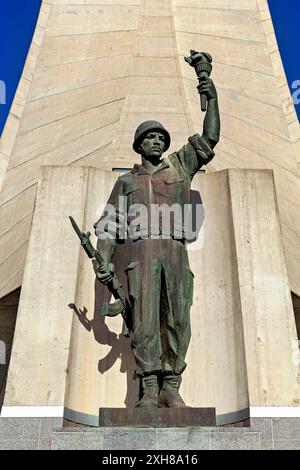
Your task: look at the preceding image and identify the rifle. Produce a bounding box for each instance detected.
[69,216,132,335]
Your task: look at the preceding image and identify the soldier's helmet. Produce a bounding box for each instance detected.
[132,120,171,154]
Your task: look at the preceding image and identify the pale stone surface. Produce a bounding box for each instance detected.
[2,166,90,406]
[183,64,282,108]
[1,0,299,300]
[52,431,103,450]
[0,122,118,217]
[250,418,273,440]
[10,100,124,168]
[0,214,32,266]
[0,440,39,450]
[4,166,299,424]
[47,4,139,36]
[29,54,134,101]
[272,418,300,440]
[173,7,265,43]
[210,431,261,450]
[188,87,289,139]
[0,115,20,161]
[183,170,249,416]
[274,440,300,450]
[0,153,9,192]
[19,77,130,133]
[64,169,138,414]
[228,170,300,406]
[2,416,300,450]
[52,0,141,4]
[0,243,29,300]
[37,31,137,68]
[173,0,258,9]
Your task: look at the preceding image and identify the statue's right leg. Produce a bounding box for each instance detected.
[135,373,159,408]
[125,241,162,407]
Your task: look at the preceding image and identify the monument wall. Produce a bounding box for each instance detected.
[1,166,299,426]
[0,0,299,303]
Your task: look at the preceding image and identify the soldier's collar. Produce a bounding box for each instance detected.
[132,159,170,175]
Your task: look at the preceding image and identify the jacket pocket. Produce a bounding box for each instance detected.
[163,178,184,201]
[164,178,184,185]
[124,187,143,196]
[124,187,144,205]
[125,261,140,272]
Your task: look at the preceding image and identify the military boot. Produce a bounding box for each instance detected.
[136,374,159,408]
[158,375,186,408]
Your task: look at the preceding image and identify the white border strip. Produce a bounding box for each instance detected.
[250,407,300,418]
[1,406,64,418]
[1,406,300,419]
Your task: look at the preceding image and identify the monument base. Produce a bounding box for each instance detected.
[99,407,216,427]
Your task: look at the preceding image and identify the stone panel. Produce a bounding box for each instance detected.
[174,7,265,43]
[47,5,139,36]
[19,77,129,133]
[29,54,134,101]
[274,440,300,450]
[10,100,124,168]
[38,30,137,67]
[210,431,261,450]
[103,428,156,450]
[52,430,103,450]
[272,418,300,440]
[2,167,90,406]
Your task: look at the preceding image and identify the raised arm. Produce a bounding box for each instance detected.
[198,77,220,149]
[173,77,220,177]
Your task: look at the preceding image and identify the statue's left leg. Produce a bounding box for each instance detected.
[158,374,186,408]
[158,239,193,407]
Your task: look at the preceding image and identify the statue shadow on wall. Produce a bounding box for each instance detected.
[69,238,138,408]
[69,188,204,409]
[186,189,204,245]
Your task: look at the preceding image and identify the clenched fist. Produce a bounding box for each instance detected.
[95,262,115,285]
[197,77,217,101]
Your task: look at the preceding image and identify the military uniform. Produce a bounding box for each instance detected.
[94,132,214,378]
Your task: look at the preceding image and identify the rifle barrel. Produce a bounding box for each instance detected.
[69,216,84,241]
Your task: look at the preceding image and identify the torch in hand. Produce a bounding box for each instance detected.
[184,50,212,112]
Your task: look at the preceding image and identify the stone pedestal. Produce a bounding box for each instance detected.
[1,417,300,449]
[99,408,216,427]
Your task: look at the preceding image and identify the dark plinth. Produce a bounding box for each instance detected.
[99,407,216,427]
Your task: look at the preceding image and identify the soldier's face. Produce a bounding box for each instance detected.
[140,132,166,159]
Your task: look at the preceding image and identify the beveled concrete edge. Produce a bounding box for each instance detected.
[2,406,300,423]
[216,408,249,425]
[64,407,99,427]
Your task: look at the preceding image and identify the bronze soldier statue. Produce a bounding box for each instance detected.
[94,51,220,408]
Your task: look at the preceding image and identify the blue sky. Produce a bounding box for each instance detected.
[0,0,299,135]
[268,0,300,120]
[0,0,41,135]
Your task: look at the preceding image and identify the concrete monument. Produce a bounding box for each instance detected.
[0,0,299,450]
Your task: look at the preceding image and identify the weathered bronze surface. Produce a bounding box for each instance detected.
[93,50,220,409]
[99,407,216,427]
[185,50,212,112]
[69,216,132,335]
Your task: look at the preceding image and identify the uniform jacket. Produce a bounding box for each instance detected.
[94,133,214,241]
